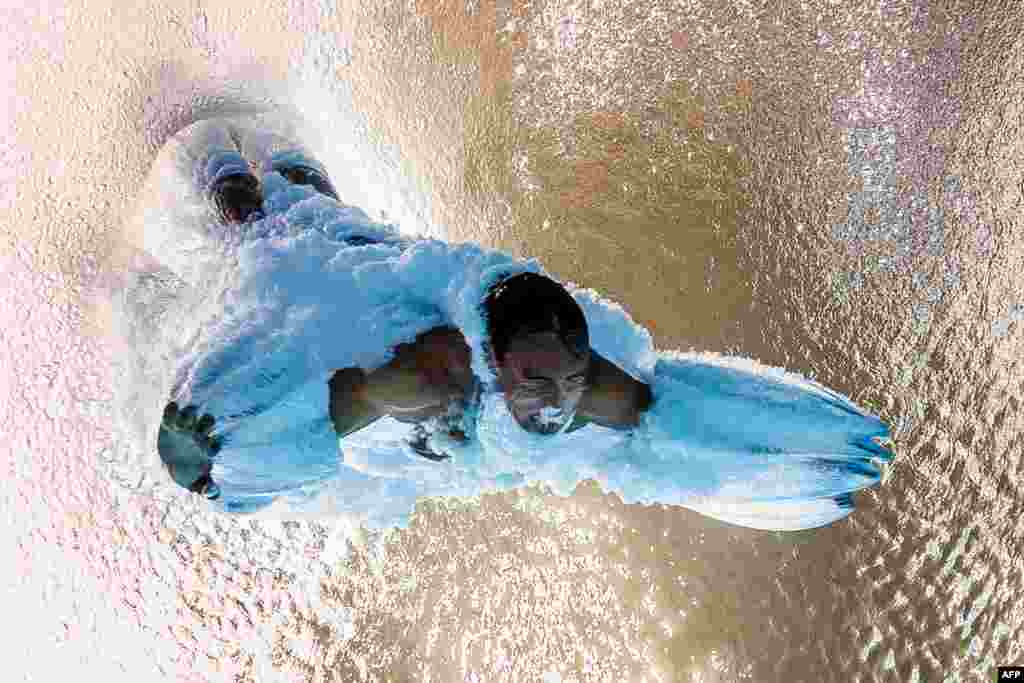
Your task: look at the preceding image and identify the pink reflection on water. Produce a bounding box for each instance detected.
[830,3,988,266]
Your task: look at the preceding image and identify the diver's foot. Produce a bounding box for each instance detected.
[276,163,340,200]
[208,173,264,225]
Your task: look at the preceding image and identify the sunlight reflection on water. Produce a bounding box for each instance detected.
[5,0,1024,680]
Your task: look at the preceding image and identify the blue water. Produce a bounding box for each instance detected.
[101,117,893,533]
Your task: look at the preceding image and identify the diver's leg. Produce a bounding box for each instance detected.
[238,116,393,247]
[275,161,340,201]
[194,121,264,225]
[141,119,267,285]
[208,173,263,225]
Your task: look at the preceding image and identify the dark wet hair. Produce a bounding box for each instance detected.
[482,272,589,365]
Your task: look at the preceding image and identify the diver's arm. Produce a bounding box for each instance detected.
[329,364,439,440]
[364,326,473,418]
[577,351,654,430]
[329,326,475,435]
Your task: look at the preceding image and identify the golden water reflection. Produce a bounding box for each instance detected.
[9,0,1024,680]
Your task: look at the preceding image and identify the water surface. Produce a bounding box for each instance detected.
[3,0,1022,680]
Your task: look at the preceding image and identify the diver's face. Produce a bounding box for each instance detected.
[498,331,590,435]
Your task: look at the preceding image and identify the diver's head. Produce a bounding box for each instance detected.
[483,272,591,435]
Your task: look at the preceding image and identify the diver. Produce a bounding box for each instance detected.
[155,121,653,500]
[327,270,655,458]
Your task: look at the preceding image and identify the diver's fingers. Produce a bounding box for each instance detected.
[178,405,198,429]
[162,401,179,425]
[196,413,216,435]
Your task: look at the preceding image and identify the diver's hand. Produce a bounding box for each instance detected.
[161,402,222,454]
[158,402,222,498]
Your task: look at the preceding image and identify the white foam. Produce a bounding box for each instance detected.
[101,108,892,532]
